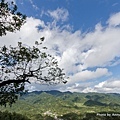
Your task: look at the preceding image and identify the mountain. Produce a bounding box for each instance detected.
[84,100,107,106]
[0,91,120,120]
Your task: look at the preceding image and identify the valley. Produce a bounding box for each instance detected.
[0,91,120,120]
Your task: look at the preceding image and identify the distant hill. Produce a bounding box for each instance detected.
[22,91,120,106]
[0,91,120,120]
[29,90,72,96]
[84,100,107,106]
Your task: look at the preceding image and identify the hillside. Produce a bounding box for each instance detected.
[0,91,120,120]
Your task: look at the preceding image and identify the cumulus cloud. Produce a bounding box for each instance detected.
[94,79,120,92]
[63,82,95,92]
[0,17,45,47]
[1,10,120,92]
[107,12,120,27]
[83,79,120,93]
[80,25,120,68]
[69,68,110,84]
[71,79,120,93]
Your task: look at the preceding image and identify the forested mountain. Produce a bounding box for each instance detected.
[0,91,120,120]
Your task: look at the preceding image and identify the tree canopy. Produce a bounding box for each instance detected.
[0,0,26,36]
[0,0,67,106]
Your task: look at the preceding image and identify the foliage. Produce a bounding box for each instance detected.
[84,100,107,106]
[0,0,26,36]
[0,111,30,120]
[0,0,67,106]
[58,112,82,120]
[0,40,67,106]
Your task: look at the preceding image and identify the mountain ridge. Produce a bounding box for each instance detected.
[0,90,120,120]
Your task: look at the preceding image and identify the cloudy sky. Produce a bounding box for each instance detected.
[1,0,120,93]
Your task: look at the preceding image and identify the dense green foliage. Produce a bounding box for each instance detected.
[0,111,30,120]
[84,100,107,106]
[0,91,120,120]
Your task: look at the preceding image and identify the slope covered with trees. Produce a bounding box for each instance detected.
[0,91,120,120]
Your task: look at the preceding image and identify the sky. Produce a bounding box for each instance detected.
[1,0,120,93]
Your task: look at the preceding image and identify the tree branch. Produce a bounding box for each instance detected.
[0,79,29,87]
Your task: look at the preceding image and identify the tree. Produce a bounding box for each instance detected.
[0,0,26,36]
[0,0,67,106]
[0,111,30,120]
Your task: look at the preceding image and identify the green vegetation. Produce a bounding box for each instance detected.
[0,111,30,120]
[0,91,120,120]
[84,100,107,106]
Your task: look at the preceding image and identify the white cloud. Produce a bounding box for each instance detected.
[80,25,120,68]
[47,8,69,22]
[69,68,110,84]
[95,79,120,89]
[107,12,120,27]
[1,11,120,92]
[5,0,16,3]
[64,82,94,92]
[94,79,120,93]
[82,87,97,93]
[68,79,120,93]
[0,17,45,47]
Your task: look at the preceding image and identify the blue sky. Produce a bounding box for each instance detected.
[1,0,120,93]
[16,0,120,31]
